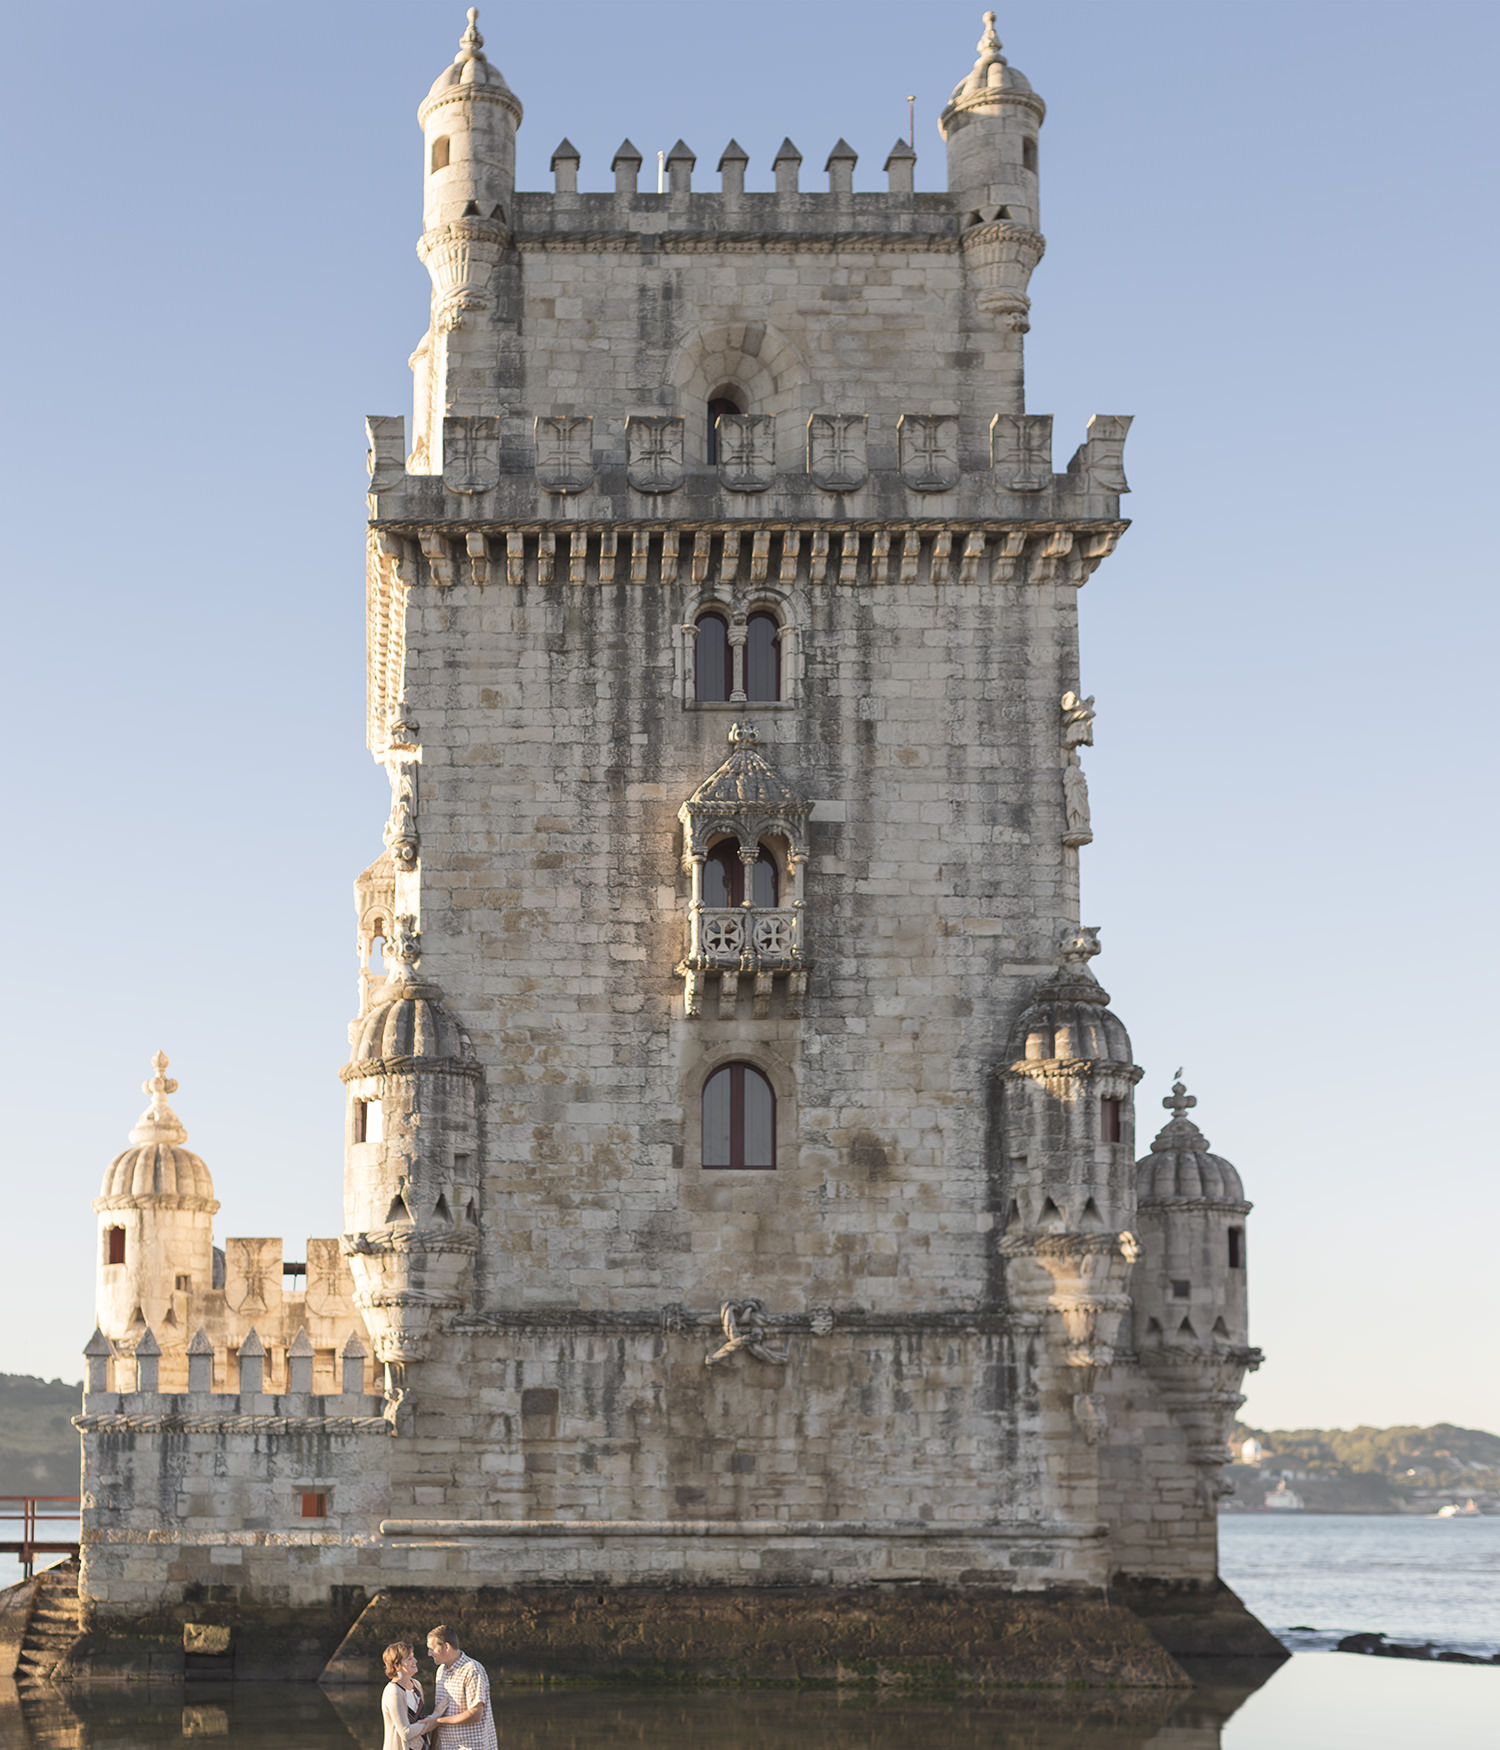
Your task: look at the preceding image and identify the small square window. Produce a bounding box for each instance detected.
[1228,1227,1244,1269]
[106,1227,126,1266]
[300,1491,328,1519]
[1171,1280,1191,1299]
[1100,1097,1121,1143]
[174,1274,192,1292]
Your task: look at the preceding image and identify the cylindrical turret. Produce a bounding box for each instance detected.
[1132,1081,1252,1350]
[940,12,1044,229]
[340,965,481,1369]
[941,14,1046,336]
[93,1052,219,1387]
[417,8,523,232]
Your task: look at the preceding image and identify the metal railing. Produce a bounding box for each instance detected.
[0,1497,81,1578]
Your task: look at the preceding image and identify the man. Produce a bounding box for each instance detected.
[424,1625,497,1750]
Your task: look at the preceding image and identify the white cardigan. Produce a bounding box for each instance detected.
[381,1678,424,1750]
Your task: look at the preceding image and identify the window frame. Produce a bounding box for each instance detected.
[701,1061,777,1171]
[682,591,796,712]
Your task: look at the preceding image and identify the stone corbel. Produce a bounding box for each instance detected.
[466,532,490,586]
[419,531,456,588]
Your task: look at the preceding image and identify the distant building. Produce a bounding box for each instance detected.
[1240,1438,1266,1466]
[77,9,1266,1658]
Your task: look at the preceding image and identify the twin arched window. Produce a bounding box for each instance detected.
[695,610,781,703]
[702,1062,775,1169]
[704,841,778,907]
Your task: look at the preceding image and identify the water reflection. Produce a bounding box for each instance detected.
[0,1672,1274,1750]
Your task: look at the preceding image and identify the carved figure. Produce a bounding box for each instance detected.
[1061,691,1096,748]
[1063,752,1091,845]
[385,763,420,868]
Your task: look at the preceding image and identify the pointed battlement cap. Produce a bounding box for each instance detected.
[421,8,523,124]
[96,1052,218,1212]
[941,11,1044,129]
[718,139,749,170]
[1137,1079,1248,1205]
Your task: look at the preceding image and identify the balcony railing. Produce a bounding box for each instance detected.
[684,905,804,973]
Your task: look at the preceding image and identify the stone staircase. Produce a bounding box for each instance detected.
[15,1563,81,1687]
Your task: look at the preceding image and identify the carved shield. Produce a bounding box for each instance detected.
[366,415,407,493]
[807,414,867,492]
[898,414,960,492]
[626,416,686,493]
[990,413,1053,493]
[1076,414,1133,495]
[535,415,594,494]
[442,416,500,495]
[716,414,775,493]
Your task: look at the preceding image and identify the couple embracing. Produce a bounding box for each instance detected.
[382,1625,497,1750]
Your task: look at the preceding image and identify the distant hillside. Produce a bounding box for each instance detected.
[1229,1421,1500,1512]
[0,1373,83,1497]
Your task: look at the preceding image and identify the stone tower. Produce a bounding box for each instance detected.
[75,11,1274,1669]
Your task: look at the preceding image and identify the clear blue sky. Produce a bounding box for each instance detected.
[3,1,1496,1432]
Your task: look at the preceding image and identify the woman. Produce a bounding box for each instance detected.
[380,1642,431,1749]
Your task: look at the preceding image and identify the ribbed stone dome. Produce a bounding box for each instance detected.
[1136,1082,1247,1205]
[350,980,474,1068]
[944,12,1039,108]
[95,1053,217,1209]
[421,9,522,118]
[1007,929,1133,1064]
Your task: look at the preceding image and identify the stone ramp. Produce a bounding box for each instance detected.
[321,1585,1190,1690]
[1109,1577,1289,1669]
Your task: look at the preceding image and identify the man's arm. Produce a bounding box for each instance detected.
[440,1662,489,1726]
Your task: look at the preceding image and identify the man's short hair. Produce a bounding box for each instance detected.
[427,1625,457,1650]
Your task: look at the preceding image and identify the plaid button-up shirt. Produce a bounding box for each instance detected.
[432,1653,497,1750]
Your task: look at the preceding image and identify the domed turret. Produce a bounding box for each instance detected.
[1133,1081,1252,1351]
[341,960,482,1367]
[417,8,523,232]
[1000,929,1142,1234]
[93,1053,219,1368]
[940,13,1046,338]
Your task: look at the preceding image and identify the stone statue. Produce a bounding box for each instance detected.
[1063,752,1092,844]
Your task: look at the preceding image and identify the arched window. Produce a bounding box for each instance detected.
[694,612,732,702]
[745,611,781,701]
[702,1063,776,1169]
[703,842,778,907]
[706,393,743,465]
[431,136,451,172]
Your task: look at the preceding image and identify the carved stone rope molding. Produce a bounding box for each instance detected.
[704,1300,790,1367]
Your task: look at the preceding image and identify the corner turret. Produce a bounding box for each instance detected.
[941,13,1046,346]
[93,1053,219,1377]
[418,8,522,231]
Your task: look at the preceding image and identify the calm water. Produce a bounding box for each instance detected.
[1219,1512,1500,1656]
[3,1517,1497,1748]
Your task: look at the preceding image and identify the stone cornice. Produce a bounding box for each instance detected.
[75,1413,390,1436]
[515,231,959,255]
[448,1306,1016,1337]
[379,1515,1105,1541]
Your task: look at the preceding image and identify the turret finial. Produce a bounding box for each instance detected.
[456,7,486,63]
[128,1050,189,1147]
[1162,1079,1197,1119]
[975,11,1005,67]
